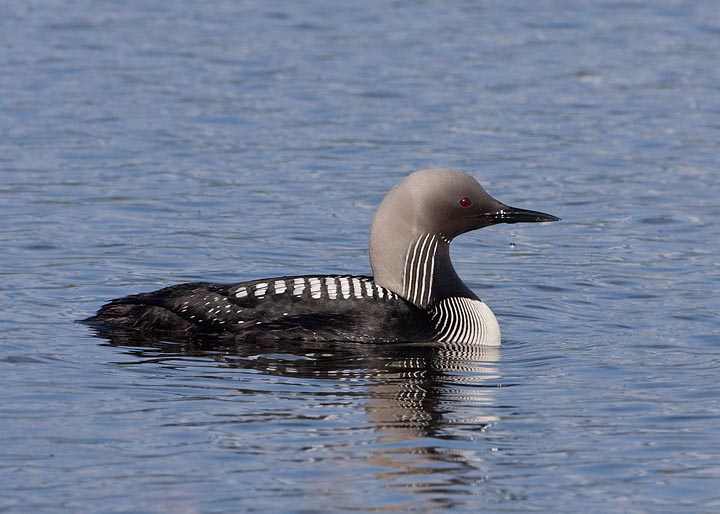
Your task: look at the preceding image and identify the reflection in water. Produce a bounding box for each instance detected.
[362,342,500,500]
[89,328,500,504]
[365,343,500,440]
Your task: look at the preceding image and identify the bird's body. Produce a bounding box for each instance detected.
[89,275,434,343]
[85,169,559,345]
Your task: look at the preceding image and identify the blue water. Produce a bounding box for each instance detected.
[2,1,719,512]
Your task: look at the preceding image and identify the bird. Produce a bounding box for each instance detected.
[84,169,559,346]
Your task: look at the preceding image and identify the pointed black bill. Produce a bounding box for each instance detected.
[493,206,561,224]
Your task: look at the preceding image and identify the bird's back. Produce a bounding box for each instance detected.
[84,275,436,343]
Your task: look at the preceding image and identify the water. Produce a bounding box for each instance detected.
[2,1,719,512]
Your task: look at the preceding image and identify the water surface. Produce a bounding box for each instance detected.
[1,1,719,512]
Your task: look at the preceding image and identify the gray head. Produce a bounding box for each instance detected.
[369,169,559,308]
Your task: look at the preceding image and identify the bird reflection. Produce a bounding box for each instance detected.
[362,343,500,439]
[89,328,500,501]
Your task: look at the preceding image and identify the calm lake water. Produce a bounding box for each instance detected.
[2,1,719,512]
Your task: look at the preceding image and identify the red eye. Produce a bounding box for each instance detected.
[459,197,472,208]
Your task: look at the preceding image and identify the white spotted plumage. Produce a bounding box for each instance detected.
[325,277,338,299]
[254,282,268,297]
[339,277,351,299]
[293,277,306,296]
[364,280,374,298]
[309,277,322,299]
[228,276,399,303]
[351,278,363,299]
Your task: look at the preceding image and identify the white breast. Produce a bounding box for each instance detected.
[430,297,501,347]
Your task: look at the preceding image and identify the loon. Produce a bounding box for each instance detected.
[85,169,559,345]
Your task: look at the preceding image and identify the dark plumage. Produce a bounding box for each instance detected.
[85,169,559,344]
[85,276,435,343]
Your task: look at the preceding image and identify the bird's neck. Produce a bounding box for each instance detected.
[370,229,476,309]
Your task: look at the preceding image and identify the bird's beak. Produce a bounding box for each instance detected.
[492,205,561,224]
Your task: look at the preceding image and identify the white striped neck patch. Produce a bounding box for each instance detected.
[401,233,441,308]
